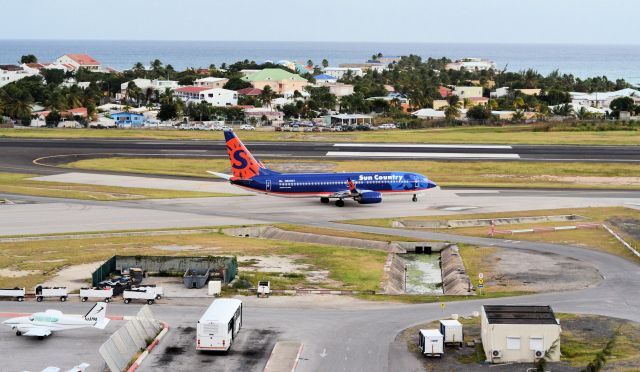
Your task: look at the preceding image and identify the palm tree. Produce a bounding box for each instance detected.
[125,82,140,106]
[321,59,329,68]
[5,94,33,120]
[444,95,462,120]
[67,85,83,108]
[511,109,525,123]
[259,86,276,108]
[575,106,592,120]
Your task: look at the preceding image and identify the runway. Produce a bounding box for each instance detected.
[1,138,639,175]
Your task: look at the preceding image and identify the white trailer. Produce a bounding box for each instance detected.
[134,285,163,300]
[35,285,68,302]
[123,288,157,304]
[196,298,242,351]
[418,329,444,357]
[439,319,463,346]
[257,281,270,298]
[79,287,113,302]
[0,287,25,302]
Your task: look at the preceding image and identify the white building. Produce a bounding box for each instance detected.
[412,108,446,119]
[0,65,38,88]
[570,88,640,109]
[481,305,561,364]
[194,77,229,89]
[175,86,238,106]
[323,67,364,79]
[445,58,496,71]
[54,54,103,71]
[119,79,178,96]
[452,86,484,99]
[316,82,354,97]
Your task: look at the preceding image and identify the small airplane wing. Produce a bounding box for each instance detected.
[207,171,232,180]
[23,327,52,337]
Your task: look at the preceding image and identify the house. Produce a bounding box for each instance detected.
[491,87,542,98]
[481,305,561,364]
[452,86,484,99]
[194,77,229,89]
[0,64,39,87]
[438,86,453,98]
[315,82,354,97]
[322,67,363,79]
[243,68,308,95]
[490,87,510,98]
[119,79,179,97]
[54,54,102,71]
[367,55,402,65]
[465,97,490,107]
[412,108,446,120]
[340,62,387,73]
[237,87,263,96]
[570,88,640,109]
[313,74,338,84]
[326,114,372,127]
[433,100,448,110]
[366,93,411,112]
[445,58,496,71]
[174,86,238,106]
[243,107,284,124]
[111,112,145,128]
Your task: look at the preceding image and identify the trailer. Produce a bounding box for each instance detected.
[439,319,463,346]
[35,285,68,302]
[134,285,163,300]
[79,287,113,302]
[0,287,25,302]
[257,281,271,298]
[418,329,444,357]
[123,288,157,304]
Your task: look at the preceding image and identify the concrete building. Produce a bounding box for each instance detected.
[481,305,561,364]
[452,86,484,99]
[244,108,284,124]
[175,86,238,106]
[491,87,542,98]
[445,58,496,71]
[412,108,446,120]
[119,79,179,96]
[322,67,364,79]
[570,88,640,109]
[339,62,387,73]
[54,54,103,71]
[0,64,38,88]
[317,82,355,97]
[111,112,145,128]
[243,68,308,95]
[194,77,229,89]
[313,73,338,84]
[326,114,372,126]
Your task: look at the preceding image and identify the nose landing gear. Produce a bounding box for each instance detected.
[412,194,418,202]
[320,197,330,204]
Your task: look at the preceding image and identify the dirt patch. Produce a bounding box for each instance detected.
[607,217,640,240]
[485,174,640,187]
[152,245,204,251]
[473,248,601,292]
[0,268,40,278]
[43,261,103,290]
[238,255,309,273]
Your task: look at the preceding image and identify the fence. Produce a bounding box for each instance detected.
[92,255,237,286]
[99,306,162,372]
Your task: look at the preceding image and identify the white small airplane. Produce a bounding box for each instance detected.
[2,302,109,339]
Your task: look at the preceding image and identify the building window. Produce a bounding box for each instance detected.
[506,337,521,350]
[529,337,543,351]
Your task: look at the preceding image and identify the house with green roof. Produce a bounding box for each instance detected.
[242,68,308,95]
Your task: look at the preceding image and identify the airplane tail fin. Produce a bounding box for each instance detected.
[224,130,279,179]
[84,302,108,328]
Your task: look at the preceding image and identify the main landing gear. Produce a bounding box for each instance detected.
[335,199,345,207]
[320,197,330,204]
[412,194,418,202]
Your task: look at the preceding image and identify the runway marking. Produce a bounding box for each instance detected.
[326,151,520,159]
[334,143,513,149]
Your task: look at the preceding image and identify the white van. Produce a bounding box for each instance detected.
[197,298,242,351]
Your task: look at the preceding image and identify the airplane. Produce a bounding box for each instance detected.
[2,302,109,340]
[208,131,437,207]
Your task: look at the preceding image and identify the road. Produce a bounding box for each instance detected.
[1,138,640,175]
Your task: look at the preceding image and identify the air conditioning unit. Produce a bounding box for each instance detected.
[492,350,502,359]
[534,349,544,359]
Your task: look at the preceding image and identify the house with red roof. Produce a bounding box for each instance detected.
[175,86,238,106]
[55,54,102,71]
[237,87,263,96]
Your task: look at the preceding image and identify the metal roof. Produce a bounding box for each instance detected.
[483,305,558,325]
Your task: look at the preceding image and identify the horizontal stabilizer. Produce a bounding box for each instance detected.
[207,171,233,180]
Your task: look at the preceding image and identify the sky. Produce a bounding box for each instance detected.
[1,0,639,44]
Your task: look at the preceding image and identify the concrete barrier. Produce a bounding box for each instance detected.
[603,224,640,258]
[99,306,162,372]
[396,214,586,229]
[440,245,472,295]
[264,341,304,372]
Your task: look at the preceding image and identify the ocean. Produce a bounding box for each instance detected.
[1,40,640,83]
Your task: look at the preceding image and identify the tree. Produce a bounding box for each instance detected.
[1,86,33,122]
[259,86,276,108]
[609,97,635,115]
[321,59,329,68]
[20,54,38,64]
[466,105,493,121]
[40,68,65,86]
[444,95,462,120]
[223,77,252,91]
[307,59,313,68]
[45,110,61,127]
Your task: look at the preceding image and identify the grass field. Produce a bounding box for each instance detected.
[63,157,640,190]
[347,207,640,264]
[0,229,387,291]
[0,172,234,200]
[2,126,640,145]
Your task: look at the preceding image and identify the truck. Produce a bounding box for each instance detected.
[0,287,25,302]
[196,299,242,351]
[79,287,114,302]
[35,285,68,302]
[123,288,158,304]
[418,329,444,357]
[439,319,463,346]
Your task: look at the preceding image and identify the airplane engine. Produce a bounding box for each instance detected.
[357,191,382,204]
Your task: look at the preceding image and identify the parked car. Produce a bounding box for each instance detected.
[239,124,255,131]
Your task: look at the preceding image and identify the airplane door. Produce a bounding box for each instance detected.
[266,180,271,192]
[414,178,419,189]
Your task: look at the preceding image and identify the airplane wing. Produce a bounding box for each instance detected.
[23,327,52,337]
[207,171,232,180]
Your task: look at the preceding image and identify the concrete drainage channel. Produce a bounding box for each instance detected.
[392,214,587,229]
[223,226,472,296]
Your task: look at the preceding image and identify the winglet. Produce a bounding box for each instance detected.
[207,171,233,180]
